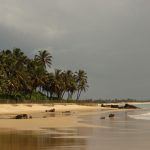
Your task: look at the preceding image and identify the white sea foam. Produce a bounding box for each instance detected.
[129,112,150,120]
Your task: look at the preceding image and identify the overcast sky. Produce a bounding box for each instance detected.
[0,0,150,99]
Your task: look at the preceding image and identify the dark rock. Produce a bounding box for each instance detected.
[101,104,119,108]
[111,105,119,108]
[45,108,55,112]
[101,104,104,107]
[102,103,138,109]
[15,114,28,119]
[124,104,138,109]
[101,104,112,108]
[29,115,32,119]
[62,111,71,113]
[109,114,115,118]
[100,116,105,119]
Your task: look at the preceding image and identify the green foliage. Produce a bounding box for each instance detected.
[0,48,89,102]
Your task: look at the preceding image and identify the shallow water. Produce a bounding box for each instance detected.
[1,108,150,150]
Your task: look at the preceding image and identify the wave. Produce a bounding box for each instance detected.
[129,112,150,120]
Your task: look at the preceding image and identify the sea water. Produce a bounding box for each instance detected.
[129,103,150,120]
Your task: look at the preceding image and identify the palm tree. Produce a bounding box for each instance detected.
[75,70,88,100]
[64,70,77,100]
[48,69,65,99]
[27,59,47,99]
[0,48,89,102]
[0,50,16,93]
[35,50,52,69]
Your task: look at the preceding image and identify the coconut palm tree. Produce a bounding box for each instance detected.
[75,70,88,100]
[64,70,77,100]
[0,50,16,93]
[47,69,64,99]
[26,59,47,98]
[35,50,52,69]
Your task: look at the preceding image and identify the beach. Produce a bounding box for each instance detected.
[0,103,141,130]
[0,103,99,114]
[0,103,103,130]
[0,103,150,150]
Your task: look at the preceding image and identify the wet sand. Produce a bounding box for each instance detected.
[0,108,150,150]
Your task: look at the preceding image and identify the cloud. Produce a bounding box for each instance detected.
[0,0,150,99]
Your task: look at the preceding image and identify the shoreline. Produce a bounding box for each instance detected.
[0,104,101,130]
[0,103,140,130]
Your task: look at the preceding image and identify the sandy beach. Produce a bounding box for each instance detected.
[0,103,141,130]
[0,103,149,150]
[0,104,102,130]
[0,103,99,114]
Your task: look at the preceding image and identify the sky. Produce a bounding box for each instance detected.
[0,0,150,100]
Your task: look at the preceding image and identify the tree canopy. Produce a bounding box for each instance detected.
[0,48,88,101]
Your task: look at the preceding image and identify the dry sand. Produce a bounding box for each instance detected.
[0,104,98,114]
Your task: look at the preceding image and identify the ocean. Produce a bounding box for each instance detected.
[129,103,150,120]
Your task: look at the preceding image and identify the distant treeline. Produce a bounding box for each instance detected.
[0,48,88,102]
[87,99,150,103]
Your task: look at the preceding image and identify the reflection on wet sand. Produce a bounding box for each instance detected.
[0,128,93,150]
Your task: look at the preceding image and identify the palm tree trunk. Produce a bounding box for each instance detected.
[67,92,70,100]
[47,91,49,98]
[29,91,32,100]
[76,89,80,100]
[77,90,82,100]
[61,91,65,99]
